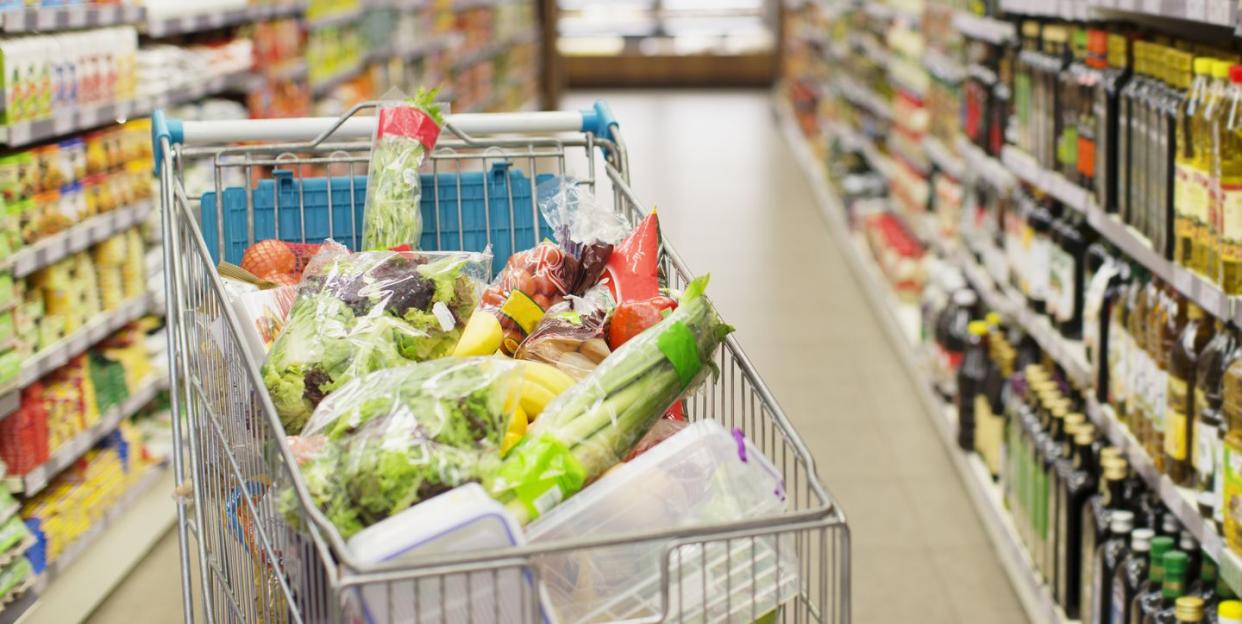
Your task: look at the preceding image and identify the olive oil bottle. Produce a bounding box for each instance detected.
[1098,32,1133,216]
[1187,58,1218,274]
[1206,60,1235,284]
[1090,509,1134,624]
[1220,344,1242,554]
[1058,422,1099,617]
[1194,321,1237,525]
[1130,536,1176,624]
[1083,456,1130,624]
[1218,64,1242,294]
[1167,303,1214,486]
[1176,57,1213,270]
[1112,528,1156,624]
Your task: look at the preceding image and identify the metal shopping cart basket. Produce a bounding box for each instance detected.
[151,101,850,624]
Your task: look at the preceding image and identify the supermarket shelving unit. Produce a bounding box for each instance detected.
[781,0,1242,618]
[0,1,546,622]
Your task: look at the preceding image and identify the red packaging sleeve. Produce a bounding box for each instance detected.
[377,106,443,151]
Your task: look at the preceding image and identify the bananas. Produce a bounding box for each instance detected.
[501,406,527,455]
[505,360,575,424]
[453,312,503,357]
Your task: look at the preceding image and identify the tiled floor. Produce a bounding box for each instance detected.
[90,89,1028,623]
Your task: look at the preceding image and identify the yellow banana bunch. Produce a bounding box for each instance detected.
[500,361,574,456]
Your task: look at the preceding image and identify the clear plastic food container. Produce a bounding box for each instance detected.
[527,420,798,623]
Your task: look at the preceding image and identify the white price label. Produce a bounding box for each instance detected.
[52,111,72,136]
[1208,0,1233,24]
[67,7,86,28]
[1188,0,1208,19]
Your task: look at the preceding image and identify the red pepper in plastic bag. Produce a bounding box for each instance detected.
[601,210,661,304]
[607,295,677,350]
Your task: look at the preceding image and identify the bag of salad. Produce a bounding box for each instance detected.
[262,243,490,433]
[362,88,445,251]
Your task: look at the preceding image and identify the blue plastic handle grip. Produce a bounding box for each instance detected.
[579,100,618,143]
[150,109,184,176]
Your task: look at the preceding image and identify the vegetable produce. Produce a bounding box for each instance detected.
[362,88,445,251]
[600,210,661,303]
[485,275,732,524]
[262,246,489,433]
[608,295,677,350]
[285,358,519,538]
[513,285,614,379]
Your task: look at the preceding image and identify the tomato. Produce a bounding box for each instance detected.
[607,296,678,350]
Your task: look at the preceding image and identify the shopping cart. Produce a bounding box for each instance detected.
[152,101,850,624]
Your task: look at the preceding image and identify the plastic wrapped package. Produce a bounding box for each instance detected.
[284,357,519,538]
[122,228,145,300]
[527,420,798,624]
[261,244,491,433]
[485,276,733,525]
[512,286,613,379]
[362,89,444,251]
[462,180,627,356]
[346,483,551,624]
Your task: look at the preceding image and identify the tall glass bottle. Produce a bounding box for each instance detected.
[1113,528,1156,624]
[1153,50,1191,259]
[1059,422,1099,617]
[1128,276,1152,435]
[1099,32,1133,216]
[1091,510,1135,624]
[1126,42,1152,232]
[1205,60,1234,284]
[1167,303,1215,485]
[1188,58,1218,274]
[959,320,990,452]
[1220,345,1242,553]
[1130,536,1176,624]
[1194,321,1236,525]
[1177,57,1213,270]
[1218,65,1242,294]
[1085,457,1132,624]
[1120,41,1148,225]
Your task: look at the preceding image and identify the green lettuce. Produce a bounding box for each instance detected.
[262,249,489,433]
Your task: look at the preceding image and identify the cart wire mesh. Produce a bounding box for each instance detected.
[156,103,850,624]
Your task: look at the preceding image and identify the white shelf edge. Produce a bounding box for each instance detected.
[1,201,153,279]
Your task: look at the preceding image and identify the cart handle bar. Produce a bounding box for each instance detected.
[151,101,619,173]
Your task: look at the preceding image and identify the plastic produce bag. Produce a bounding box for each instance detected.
[284,358,520,538]
[362,88,445,251]
[458,179,628,356]
[262,242,491,433]
[513,285,614,379]
[486,275,733,524]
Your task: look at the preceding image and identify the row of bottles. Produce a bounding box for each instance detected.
[1011,20,1242,294]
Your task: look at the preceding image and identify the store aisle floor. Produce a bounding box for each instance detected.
[92,89,1028,624]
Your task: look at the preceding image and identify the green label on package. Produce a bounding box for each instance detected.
[493,435,586,520]
[657,321,700,386]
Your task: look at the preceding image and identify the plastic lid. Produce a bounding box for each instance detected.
[1196,57,1214,75]
[1214,59,1232,79]
[1165,550,1190,575]
[1177,596,1205,621]
[1231,65,1242,85]
[1220,600,1242,619]
[968,320,989,337]
[1131,528,1155,551]
[1111,510,1135,533]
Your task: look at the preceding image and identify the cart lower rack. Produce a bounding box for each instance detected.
[153,101,849,623]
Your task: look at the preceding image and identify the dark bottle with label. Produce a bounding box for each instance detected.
[1058,422,1099,616]
[1177,532,1201,590]
[977,313,1011,478]
[1060,212,1091,339]
[1096,32,1132,215]
[936,289,979,398]
[1123,42,1153,231]
[1085,458,1133,624]
[1168,303,1215,486]
[1137,550,1189,624]
[1051,411,1087,600]
[1029,199,1055,314]
[1092,510,1136,624]
[1112,528,1156,624]
[1187,552,1217,603]
[1130,536,1176,624]
[1194,321,1237,524]
[958,320,991,451]
[1100,262,1132,405]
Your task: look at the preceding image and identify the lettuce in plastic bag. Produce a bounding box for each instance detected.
[262,244,491,433]
[285,358,519,538]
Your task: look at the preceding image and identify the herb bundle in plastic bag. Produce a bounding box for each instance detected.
[362,88,445,250]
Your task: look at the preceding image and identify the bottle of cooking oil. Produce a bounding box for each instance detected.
[1203,59,1232,283]
[1220,336,1242,554]
[1219,64,1242,294]
[1179,58,1213,272]
[1125,42,1153,233]
[1121,41,1150,226]
[1187,58,1217,273]
[1096,32,1132,216]
[1167,303,1214,486]
[1128,274,1151,435]
[1152,49,1189,258]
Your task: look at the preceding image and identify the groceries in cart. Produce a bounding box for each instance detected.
[261,244,491,432]
[362,88,445,251]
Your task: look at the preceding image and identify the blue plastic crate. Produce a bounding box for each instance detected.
[200,163,556,273]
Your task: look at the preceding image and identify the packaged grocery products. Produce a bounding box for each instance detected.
[346,483,547,624]
[232,286,298,358]
[512,286,613,379]
[486,275,733,524]
[262,245,490,432]
[527,420,796,624]
[600,210,661,304]
[285,358,520,538]
[362,89,445,251]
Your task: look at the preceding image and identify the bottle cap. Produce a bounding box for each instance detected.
[1102,457,1128,480]
[953,289,978,306]
[1101,447,1123,462]
[985,311,1002,327]
[1219,600,1242,620]
[1164,550,1189,575]
[1231,65,1242,85]
[1177,596,1206,621]
[1065,413,1085,429]
[1180,530,1197,552]
[1074,426,1095,445]
[1111,510,1135,533]
[1163,513,1181,534]
[968,320,989,337]
[1131,528,1155,551]
[1196,57,1214,75]
[1214,59,1232,79]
